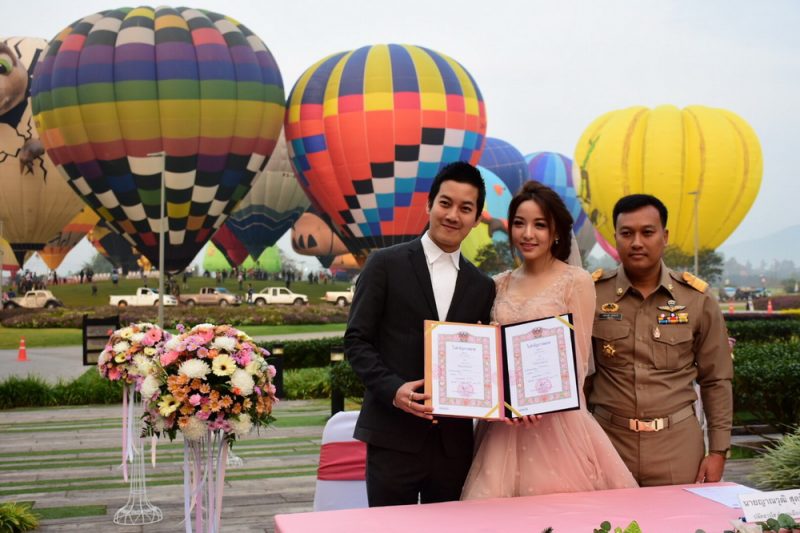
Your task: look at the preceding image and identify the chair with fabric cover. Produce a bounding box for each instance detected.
[312,410,368,511]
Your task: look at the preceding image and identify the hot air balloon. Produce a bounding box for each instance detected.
[0,239,20,276]
[37,208,100,270]
[461,166,511,263]
[0,37,85,265]
[594,228,620,263]
[574,105,762,253]
[525,152,595,259]
[242,245,281,273]
[479,137,528,195]
[290,209,351,269]
[224,131,309,259]
[285,44,487,260]
[88,220,141,274]
[211,225,249,268]
[31,7,286,273]
[203,242,232,272]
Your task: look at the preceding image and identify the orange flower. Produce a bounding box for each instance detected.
[220,396,233,409]
[199,384,211,394]
[208,349,219,359]
[190,378,203,390]
[179,404,194,416]
[231,404,242,415]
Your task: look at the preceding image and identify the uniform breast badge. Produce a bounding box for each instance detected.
[657,300,689,324]
[602,343,616,357]
[599,302,622,320]
[653,326,661,339]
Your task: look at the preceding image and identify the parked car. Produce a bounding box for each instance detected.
[180,287,240,307]
[109,288,178,307]
[322,286,355,307]
[252,287,308,306]
[3,290,63,309]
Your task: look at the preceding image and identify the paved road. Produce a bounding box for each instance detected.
[0,330,344,383]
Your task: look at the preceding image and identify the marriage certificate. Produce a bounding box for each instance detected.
[424,315,580,419]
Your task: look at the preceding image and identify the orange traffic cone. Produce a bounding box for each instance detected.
[17,337,27,362]
[728,302,735,314]
[767,300,774,314]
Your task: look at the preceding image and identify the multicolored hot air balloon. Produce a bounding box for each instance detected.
[0,239,20,276]
[31,7,286,273]
[285,43,487,259]
[574,105,762,253]
[461,166,511,263]
[224,131,309,259]
[211,225,249,268]
[0,37,85,265]
[88,220,141,273]
[525,152,595,259]
[38,208,100,270]
[479,137,528,195]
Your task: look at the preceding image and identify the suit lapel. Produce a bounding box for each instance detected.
[408,240,438,318]
[445,255,470,322]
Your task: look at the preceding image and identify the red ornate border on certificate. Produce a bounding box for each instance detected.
[511,327,570,406]
[435,332,493,408]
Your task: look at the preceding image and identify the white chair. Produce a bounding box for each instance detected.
[312,410,368,512]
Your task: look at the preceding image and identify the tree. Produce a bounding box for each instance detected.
[474,241,515,275]
[81,252,114,274]
[662,246,724,283]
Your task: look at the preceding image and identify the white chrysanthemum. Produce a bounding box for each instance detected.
[182,416,208,441]
[134,355,155,376]
[230,369,255,396]
[178,359,211,379]
[113,341,130,354]
[211,354,237,376]
[244,360,261,376]
[140,375,161,400]
[164,336,182,351]
[231,414,252,437]
[130,332,146,344]
[212,335,236,353]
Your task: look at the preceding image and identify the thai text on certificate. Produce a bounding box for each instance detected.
[436,333,493,408]
[510,326,572,407]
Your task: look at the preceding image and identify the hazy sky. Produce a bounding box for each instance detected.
[4,1,798,274]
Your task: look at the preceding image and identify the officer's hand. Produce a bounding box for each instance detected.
[694,453,726,483]
[393,379,433,420]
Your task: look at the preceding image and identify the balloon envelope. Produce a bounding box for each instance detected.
[31,7,286,272]
[479,137,528,195]
[211,225,249,268]
[0,37,84,265]
[88,220,140,273]
[224,131,309,259]
[285,43,487,258]
[38,208,100,270]
[574,105,762,253]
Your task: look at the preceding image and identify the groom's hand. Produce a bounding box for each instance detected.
[393,379,433,420]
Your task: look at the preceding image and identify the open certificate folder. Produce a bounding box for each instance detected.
[423,315,580,419]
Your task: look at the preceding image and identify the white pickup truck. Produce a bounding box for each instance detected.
[322,286,355,307]
[252,287,308,306]
[109,288,178,308]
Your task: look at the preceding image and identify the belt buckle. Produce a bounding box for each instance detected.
[629,418,664,432]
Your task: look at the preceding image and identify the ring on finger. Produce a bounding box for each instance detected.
[407,398,412,408]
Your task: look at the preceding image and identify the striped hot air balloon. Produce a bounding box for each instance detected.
[285,43,487,259]
[479,137,528,196]
[31,6,285,273]
[38,208,100,270]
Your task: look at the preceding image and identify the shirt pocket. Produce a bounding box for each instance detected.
[593,322,631,368]
[652,326,694,369]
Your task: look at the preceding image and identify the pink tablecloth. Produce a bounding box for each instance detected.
[275,482,743,533]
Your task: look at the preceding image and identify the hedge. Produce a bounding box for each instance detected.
[726,319,800,343]
[0,370,124,409]
[733,341,800,430]
[258,337,344,369]
[754,294,800,311]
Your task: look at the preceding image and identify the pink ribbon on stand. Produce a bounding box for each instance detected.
[120,384,135,481]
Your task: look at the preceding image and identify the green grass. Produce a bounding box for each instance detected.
[33,504,107,520]
[0,323,344,349]
[38,277,352,307]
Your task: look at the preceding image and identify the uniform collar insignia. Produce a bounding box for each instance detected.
[658,299,686,313]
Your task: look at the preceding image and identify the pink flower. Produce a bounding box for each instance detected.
[176,324,186,334]
[197,329,214,344]
[196,411,210,421]
[142,328,162,346]
[160,351,180,366]
[260,347,271,357]
[268,365,277,378]
[108,367,121,381]
[254,386,262,397]
[189,394,203,406]
[197,347,209,358]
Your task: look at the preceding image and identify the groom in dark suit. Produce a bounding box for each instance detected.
[345,161,496,507]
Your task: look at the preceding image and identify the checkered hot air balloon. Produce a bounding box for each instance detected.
[31,6,285,273]
[479,137,528,196]
[285,44,487,259]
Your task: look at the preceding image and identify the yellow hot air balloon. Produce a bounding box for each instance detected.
[574,105,762,253]
[38,208,100,270]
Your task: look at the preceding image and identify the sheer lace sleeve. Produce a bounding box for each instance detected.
[566,267,596,386]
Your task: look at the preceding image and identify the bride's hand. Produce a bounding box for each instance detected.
[503,414,543,427]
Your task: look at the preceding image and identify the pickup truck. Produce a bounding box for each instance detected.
[109,288,178,308]
[181,287,240,307]
[322,286,355,307]
[252,287,308,306]
[3,290,63,309]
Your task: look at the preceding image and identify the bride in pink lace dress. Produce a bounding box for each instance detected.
[461,181,637,499]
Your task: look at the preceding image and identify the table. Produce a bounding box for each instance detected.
[275,482,744,533]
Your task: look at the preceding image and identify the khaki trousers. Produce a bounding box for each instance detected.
[594,412,705,486]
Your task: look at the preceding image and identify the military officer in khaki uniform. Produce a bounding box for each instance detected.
[587,194,732,487]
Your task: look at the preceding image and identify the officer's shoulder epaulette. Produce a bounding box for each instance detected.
[679,271,708,293]
[591,268,617,283]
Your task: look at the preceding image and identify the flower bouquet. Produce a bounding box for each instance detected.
[97,322,167,525]
[141,323,276,533]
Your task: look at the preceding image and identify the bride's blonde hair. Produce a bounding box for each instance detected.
[507,181,574,262]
